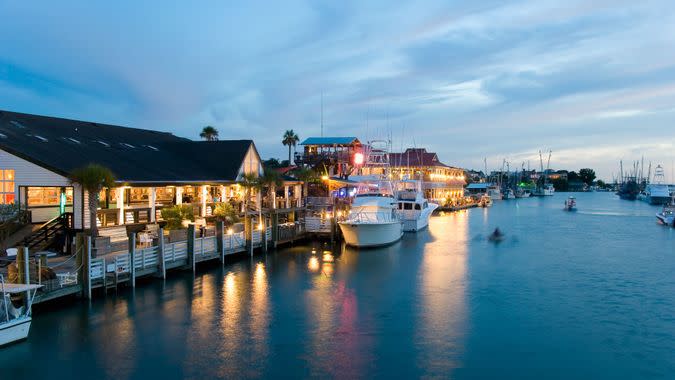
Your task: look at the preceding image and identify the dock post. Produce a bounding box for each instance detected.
[216,221,224,264]
[157,228,166,279]
[75,233,84,297]
[187,224,196,273]
[85,236,92,299]
[271,212,279,248]
[245,214,253,257]
[18,246,30,301]
[129,234,136,288]
[263,215,268,254]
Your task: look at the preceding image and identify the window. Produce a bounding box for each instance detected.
[27,187,73,206]
[403,203,413,210]
[0,170,15,204]
[414,204,421,210]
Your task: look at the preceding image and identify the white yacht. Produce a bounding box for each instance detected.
[394,180,438,232]
[533,183,555,196]
[645,165,671,205]
[515,187,531,198]
[1,276,41,346]
[339,180,403,247]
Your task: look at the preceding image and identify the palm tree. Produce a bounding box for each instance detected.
[282,130,299,165]
[293,167,318,198]
[259,168,283,209]
[70,164,116,237]
[200,126,219,141]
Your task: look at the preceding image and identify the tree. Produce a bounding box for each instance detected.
[70,164,116,237]
[567,171,579,182]
[263,158,281,168]
[579,168,596,186]
[199,126,219,141]
[259,168,283,209]
[282,130,299,164]
[595,179,606,189]
[292,167,318,198]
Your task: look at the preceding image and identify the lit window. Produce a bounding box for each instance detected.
[0,169,16,204]
[27,187,73,206]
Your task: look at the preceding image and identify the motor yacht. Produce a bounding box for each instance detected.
[394,180,438,232]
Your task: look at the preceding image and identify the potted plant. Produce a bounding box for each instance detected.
[212,202,240,227]
[161,205,194,242]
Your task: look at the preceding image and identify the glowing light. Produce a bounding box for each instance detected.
[225,272,236,292]
[227,228,234,235]
[258,222,264,230]
[255,262,265,277]
[353,152,364,165]
[322,252,334,262]
[336,210,343,217]
[308,256,320,272]
[321,175,329,180]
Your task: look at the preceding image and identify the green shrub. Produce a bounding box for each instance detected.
[212,202,240,226]
[161,205,194,230]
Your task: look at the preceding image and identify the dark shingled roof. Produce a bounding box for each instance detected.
[0,110,257,184]
[389,148,450,168]
[300,137,360,146]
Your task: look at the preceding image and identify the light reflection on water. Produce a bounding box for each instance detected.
[3,193,675,379]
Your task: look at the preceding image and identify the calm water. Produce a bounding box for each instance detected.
[3,193,675,379]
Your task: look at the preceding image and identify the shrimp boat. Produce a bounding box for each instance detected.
[394,179,438,232]
[1,275,41,346]
[564,196,577,211]
[339,179,403,247]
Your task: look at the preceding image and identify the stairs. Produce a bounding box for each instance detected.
[22,212,74,252]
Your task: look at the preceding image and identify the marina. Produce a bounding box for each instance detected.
[2,192,674,378]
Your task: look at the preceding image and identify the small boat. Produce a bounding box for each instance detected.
[533,183,555,196]
[656,196,675,226]
[1,276,41,346]
[515,187,531,198]
[487,185,502,201]
[502,188,516,200]
[564,196,577,211]
[479,194,493,207]
[488,228,505,243]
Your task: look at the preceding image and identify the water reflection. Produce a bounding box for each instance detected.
[416,212,469,375]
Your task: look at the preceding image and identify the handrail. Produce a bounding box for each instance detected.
[23,212,73,250]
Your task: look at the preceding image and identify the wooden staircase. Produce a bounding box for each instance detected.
[22,212,74,252]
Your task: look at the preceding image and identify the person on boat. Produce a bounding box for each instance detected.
[489,227,504,241]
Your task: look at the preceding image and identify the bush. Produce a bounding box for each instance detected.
[212,202,240,226]
[161,205,194,230]
[0,203,20,223]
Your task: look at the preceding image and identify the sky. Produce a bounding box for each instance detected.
[1,0,675,181]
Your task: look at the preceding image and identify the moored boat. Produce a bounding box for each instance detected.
[394,180,438,232]
[1,277,41,347]
[656,195,675,226]
[338,180,403,247]
[645,165,671,205]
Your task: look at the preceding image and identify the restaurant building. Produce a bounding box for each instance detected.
[0,110,303,232]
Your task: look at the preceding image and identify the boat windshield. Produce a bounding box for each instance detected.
[354,181,395,198]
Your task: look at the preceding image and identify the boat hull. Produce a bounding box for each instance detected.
[648,196,672,205]
[0,317,32,346]
[338,221,403,247]
[656,213,674,226]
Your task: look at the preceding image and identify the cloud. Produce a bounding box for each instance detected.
[1,0,675,180]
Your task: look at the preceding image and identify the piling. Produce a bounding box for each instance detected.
[129,234,136,288]
[157,228,166,279]
[187,224,196,272]
[216,221,224,263]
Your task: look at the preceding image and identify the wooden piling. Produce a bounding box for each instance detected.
[216,221,224,264]
[129,234,136,288]
[85,236,92,299]
[157,228,166,279]
[187,224,196,272]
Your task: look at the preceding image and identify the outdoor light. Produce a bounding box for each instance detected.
[353,152,364,165]
[258,222,264,230]
[321,175,329,180]
[227,228,234,235]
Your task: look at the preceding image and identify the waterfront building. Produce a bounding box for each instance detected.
[0,110,304,250]
[294,137,362,178]
[387,148,465,205]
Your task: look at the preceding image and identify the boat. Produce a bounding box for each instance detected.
[502,188,516,199]
[644,165,671,205]
[656,195,675,226]
[564,196,577,211]
[515,187,531,198]
[533,183,555,196]
[617,179,639,200]
[394,180,439,232]
[488,228,505,243]
[479,194,493,207]
[487,184,502,201]
[338,180,403,247]
[1,276,41,346]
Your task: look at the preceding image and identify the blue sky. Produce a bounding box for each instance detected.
[2,0,675,180]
